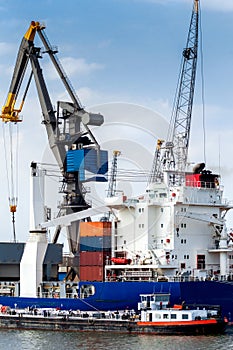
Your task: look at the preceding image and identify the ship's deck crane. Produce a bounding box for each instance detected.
[101,150,121,222]
[107,150,121,198]
[0,21,107,257]
[149,0,199,186]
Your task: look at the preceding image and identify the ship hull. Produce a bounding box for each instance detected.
[0,280,232,320]
[0,315,227,335]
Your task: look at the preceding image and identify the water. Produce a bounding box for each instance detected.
[0,329,233,350]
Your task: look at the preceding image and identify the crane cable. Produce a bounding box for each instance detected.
[2,122,19,242]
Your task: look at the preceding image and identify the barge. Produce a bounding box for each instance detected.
[0,294,227,335]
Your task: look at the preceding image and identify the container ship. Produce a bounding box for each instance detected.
[0,0,233,321]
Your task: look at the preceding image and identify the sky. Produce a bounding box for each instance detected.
[0,0,233,245]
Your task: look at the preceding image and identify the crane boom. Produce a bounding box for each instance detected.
[168,0,199,175]
[150,0,199,185]
[1,21,42,122]
[37,27,82,110]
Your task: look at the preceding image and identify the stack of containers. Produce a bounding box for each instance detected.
[79,222,111,281]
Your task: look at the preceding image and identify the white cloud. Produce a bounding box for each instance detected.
[44,57,104,81]
[61,57,104,75]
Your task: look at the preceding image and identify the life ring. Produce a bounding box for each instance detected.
[1,306,7,313]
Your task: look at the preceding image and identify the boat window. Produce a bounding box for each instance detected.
[155,295,170,302]
[182,314,189,320]
[154,313,161,319]
[171,314,177,319]
[163,314,169,319]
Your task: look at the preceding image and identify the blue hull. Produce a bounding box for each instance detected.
[0,281,232,321]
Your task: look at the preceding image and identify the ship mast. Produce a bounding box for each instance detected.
[150,0,199,186]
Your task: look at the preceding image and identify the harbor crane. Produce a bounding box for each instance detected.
[149,0,199,186]
[1,21,108,263]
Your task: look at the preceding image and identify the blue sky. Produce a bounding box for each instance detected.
[0,0,233,243]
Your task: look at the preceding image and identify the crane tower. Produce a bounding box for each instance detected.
[150,0,199,185]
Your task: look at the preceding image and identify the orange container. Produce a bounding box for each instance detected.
[79,265,104,281]
[80,251,110,266]
[80,221,111,237]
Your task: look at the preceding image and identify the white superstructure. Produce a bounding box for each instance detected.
[105,169,233,281]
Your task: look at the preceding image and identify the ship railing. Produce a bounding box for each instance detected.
[104,273,233,283]
[164,274,233,283]
[185,180,219,189]
[40,291,81,299]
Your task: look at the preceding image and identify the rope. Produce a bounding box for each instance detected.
[16,123,19,204]
[2,124,10,200]
[9,123,14,204]
[2,122,19,241]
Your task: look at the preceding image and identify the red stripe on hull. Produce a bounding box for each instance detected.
[137,319,218,327]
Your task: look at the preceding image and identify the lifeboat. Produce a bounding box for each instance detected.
[111,257,132,264]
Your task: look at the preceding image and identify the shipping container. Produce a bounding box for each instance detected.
[79,265,104,281]
[80,236,111,252]
[80,251,110,266]
[80,221,112,237]
[66,149,108,181]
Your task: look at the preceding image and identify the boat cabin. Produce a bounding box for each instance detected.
[138,293,219,323]
[138,293,170,310]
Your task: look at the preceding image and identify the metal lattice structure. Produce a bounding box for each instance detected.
[107,150,121,198]
[150,0,199,185]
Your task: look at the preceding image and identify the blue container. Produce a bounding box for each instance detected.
[80,236,111,252]
[66,149,108,181]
